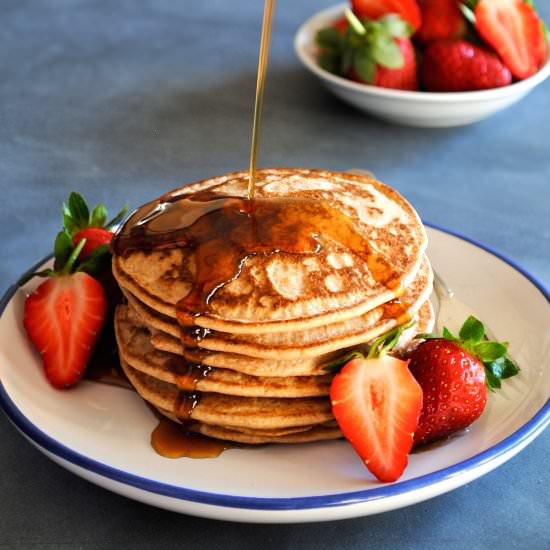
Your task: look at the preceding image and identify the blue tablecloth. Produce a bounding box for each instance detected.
[1,1,549,547]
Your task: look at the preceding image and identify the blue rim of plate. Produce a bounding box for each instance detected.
[0,223,549,512]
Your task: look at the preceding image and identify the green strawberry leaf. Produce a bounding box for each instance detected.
[316,28,342,50]
[475,341,508,362]
[62,209,79,236]
[371,35,403,68]
[77,243,111,276]
[53,231,73,271]
[90,204,108,228]
[459,315,485,343]
[320,51,340,74]
[442,326,455,340]
[323,350,365,372]
[341,44,355,76]
[485,356,520,380]
[379,14,412,38]
[354,47,376,82]
[66,192,90,229]
[17,268,56,286]
[484,368,502,391]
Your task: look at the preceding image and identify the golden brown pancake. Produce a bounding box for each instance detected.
[110,168,434,445]
[113,168,427,333]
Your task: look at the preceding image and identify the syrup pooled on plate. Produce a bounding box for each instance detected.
[151,416,229,459]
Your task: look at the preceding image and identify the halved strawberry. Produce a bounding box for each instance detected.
[475,0,547,79]
[23,239,107,388]
[351,0,422,32]
[328,324,423,482]
[331,354,423,482]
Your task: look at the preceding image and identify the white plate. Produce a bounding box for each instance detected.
[0,226,549,523]
[294,4,550,127]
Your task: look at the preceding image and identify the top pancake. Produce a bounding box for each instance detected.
[113,168,427,333]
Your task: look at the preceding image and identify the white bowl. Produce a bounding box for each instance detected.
[294,3,550,127]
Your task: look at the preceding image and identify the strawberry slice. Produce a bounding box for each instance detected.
[351,0,422,32]
[330,353,423,482]
[475,0,547,80]
[24,271,107,388]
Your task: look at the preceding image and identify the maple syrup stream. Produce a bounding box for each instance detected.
[103,0,403,458]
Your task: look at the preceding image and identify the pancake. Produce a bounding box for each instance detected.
[148,298,434,366]
[110,168,434,447]
[112,168,427,333]
[115,305,332,398]
[119,356,335,430]
[120,256,432,360]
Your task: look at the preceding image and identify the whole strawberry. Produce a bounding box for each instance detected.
[416,0,466,44]
[351,0,422,32]
[63,192,127,260]
[421,40,512,92]
[409,316,519,445]
[317,10,419,91]
[351,37,418,90]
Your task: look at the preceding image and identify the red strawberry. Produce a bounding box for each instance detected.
[475,0,547,80]
[72,227,114,260]
[328,324,423,482]
[416,0,466,44]
[23,240,107,388]
[351,37,419,90]
[408,316,519,445]
[409,339,486,444]
[331,354,422,482]
[318,11,419,91]
[421,40,512,91]
[332,16,349,35]
[63,192,127,260]
[351,0,422,32]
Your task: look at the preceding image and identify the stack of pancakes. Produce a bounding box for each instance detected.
[112,168,434,445]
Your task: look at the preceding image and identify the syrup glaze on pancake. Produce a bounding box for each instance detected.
[112,180,404,334]
[118,256,432,360]
[112,169,427,330]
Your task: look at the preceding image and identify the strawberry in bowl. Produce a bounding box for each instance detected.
[294,1,550,126]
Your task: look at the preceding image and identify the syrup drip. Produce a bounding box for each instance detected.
[151,417,229,459]
[381,298,412,324]
[167,357,212,392]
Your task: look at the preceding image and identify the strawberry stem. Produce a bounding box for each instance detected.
[62,239,86,275]
[367,320,415,359]
[344,8,367,35]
